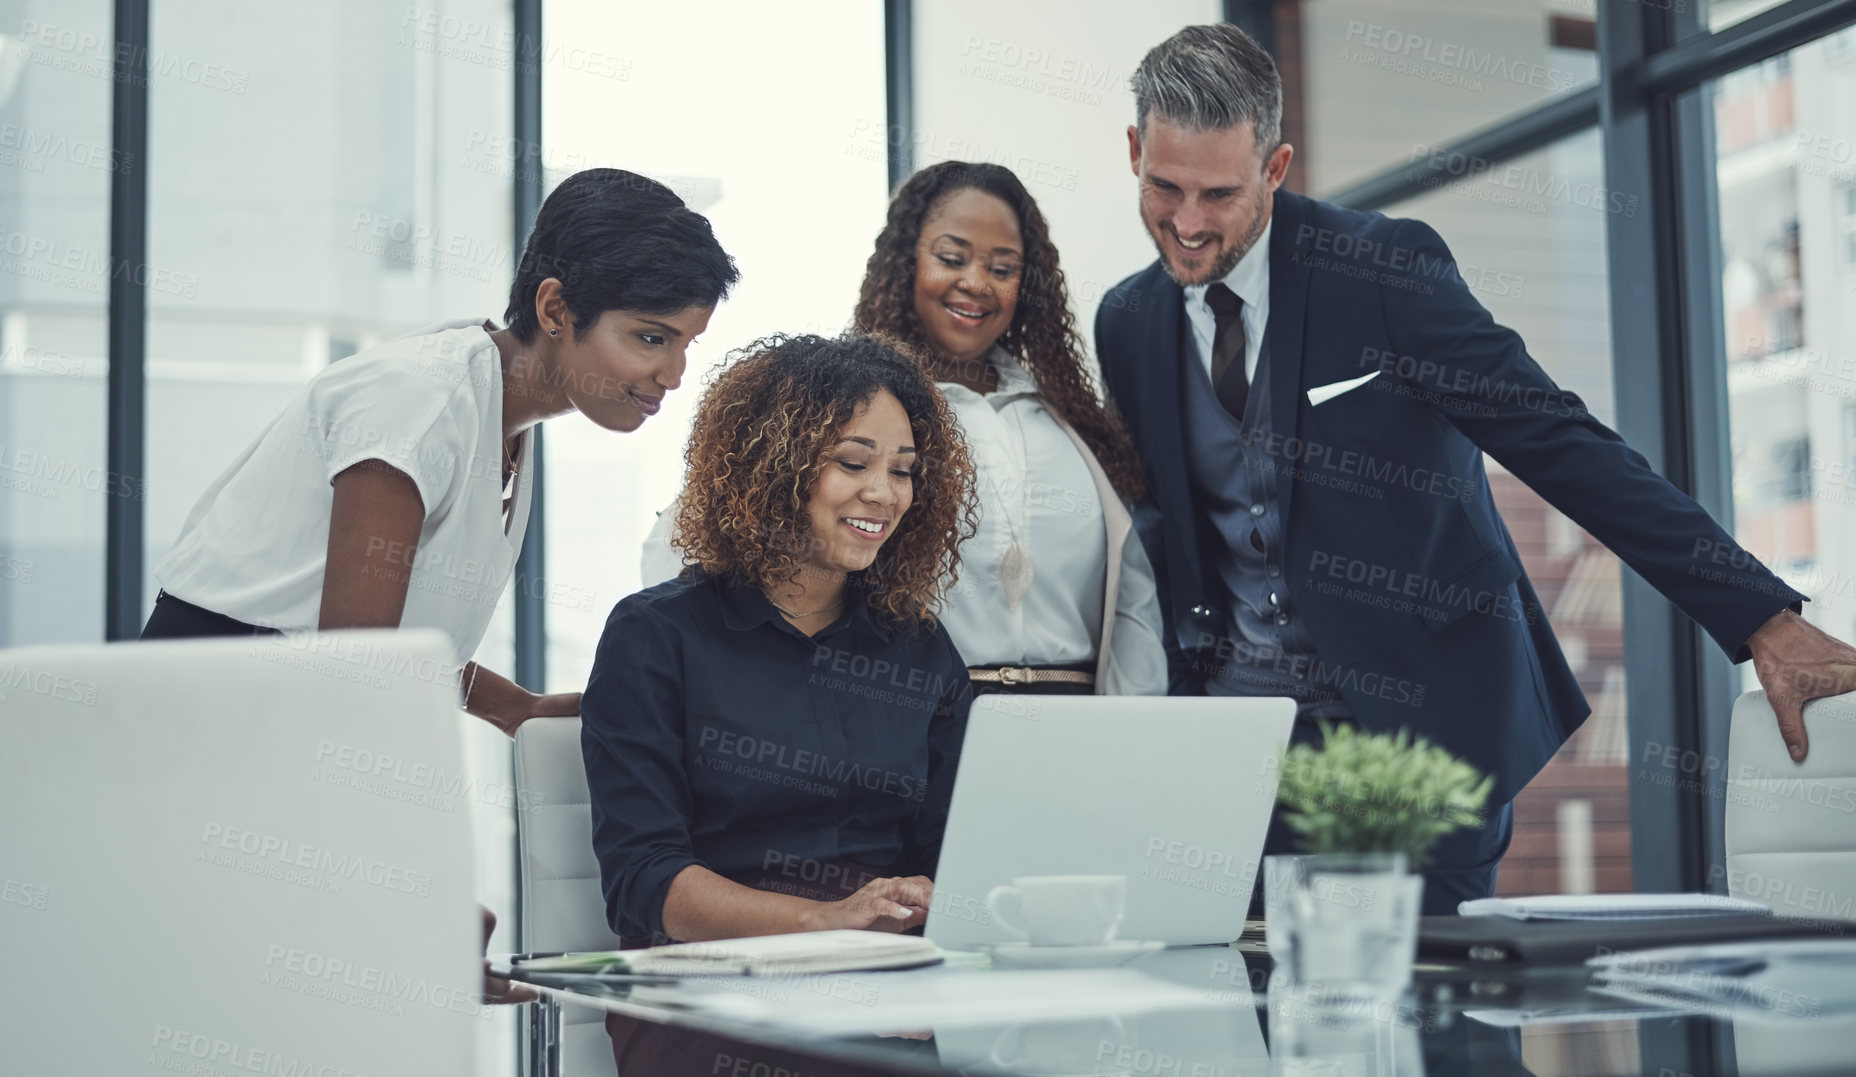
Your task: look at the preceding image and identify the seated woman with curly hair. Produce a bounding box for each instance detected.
[582,333,979,963]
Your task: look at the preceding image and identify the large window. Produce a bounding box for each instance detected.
[1381,130,1630,895]
[1301,0,1601,194]
[138,0,519,1058]
[913,0,1222,357]
[540,0,889,693]
[1713,28,1856,666]
[0,0,113,646]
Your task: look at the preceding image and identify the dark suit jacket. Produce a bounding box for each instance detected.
[1095,188,1803,803]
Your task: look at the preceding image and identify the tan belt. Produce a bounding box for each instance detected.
[967,666,1095,687]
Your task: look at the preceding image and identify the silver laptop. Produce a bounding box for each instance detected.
[926,694,1296,950]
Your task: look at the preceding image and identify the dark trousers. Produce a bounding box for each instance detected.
[140,590,278,640]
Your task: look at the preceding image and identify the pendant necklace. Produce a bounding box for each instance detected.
[990,403,1036,610]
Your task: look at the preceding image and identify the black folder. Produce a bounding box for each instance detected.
[1417,913,1850,967]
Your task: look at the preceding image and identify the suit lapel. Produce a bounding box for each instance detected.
[1266,191,1310,530]
[1141,267,1201,582]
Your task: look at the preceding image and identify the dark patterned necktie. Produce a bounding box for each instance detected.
[1205,282,1250,420]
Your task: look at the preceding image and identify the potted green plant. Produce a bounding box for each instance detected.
[1275,722,1494,866]
[1266,722,1494,1001]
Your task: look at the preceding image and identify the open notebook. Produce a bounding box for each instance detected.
[514,930,943,977]
[1459,894,1769,921]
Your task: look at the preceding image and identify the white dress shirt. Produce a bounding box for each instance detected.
[155,320,532,666]
[639,347,1169,694]
[1183,218,1272,382]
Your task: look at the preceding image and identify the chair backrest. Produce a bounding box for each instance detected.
[514,716,622,1077]
[1723,689,1856,916]
[0,630,486,1076]
[1725,689,1856,1074]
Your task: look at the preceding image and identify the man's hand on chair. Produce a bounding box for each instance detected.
[1748,609,1856,762]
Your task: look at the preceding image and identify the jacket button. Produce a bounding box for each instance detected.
[1190,605,1214,619]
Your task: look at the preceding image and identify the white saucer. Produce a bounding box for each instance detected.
[982,940,1165,969]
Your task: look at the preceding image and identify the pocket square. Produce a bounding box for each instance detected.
[1307,372,1381,407]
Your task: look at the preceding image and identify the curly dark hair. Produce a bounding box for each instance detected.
[852,160,1145,502]
[672,333,980,628]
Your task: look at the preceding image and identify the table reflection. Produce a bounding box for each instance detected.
[513,944,1856,1077]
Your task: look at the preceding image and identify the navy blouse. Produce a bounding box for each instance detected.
[581,570,971,942]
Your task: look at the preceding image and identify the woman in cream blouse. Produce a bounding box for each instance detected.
[646,161,1166,695]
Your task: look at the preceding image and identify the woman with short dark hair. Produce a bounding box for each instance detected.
[144,168,738,735]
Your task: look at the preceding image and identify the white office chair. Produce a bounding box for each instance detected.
[514,717,623,1077]
[1725,689,1856,1074]
[0,630,487,1076]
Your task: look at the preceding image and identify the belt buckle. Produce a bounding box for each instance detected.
[998,666,1025,686]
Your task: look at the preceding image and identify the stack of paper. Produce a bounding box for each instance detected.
[516,930,941,977]
[1459,893,1769,921]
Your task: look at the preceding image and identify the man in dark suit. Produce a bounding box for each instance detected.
[1095,24,1856,913]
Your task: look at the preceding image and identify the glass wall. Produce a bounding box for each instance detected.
[1300,0,1601,195]
[1712,28,1856,676]
[540,0,888,693]
[912,0,1222,357]
[0,0,113,646]
[138,0,519,1058]
[1382,130,1630,895]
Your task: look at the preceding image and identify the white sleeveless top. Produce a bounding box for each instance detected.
[154,319,531,666]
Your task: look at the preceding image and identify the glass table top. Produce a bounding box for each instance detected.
[511,944,1855,1076]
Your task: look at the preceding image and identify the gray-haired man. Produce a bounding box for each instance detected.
[1095,23,1856,912]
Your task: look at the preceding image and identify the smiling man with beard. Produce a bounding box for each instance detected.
[1094,23,1856,913]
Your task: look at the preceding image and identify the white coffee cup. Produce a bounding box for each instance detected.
[985,874,1127,946]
